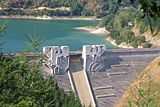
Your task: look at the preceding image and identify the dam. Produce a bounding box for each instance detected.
[41,46,160,107]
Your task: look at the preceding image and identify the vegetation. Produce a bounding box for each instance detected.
[99,0,160,48]
[110,29,147,48]
[0,0,70,8]
[0,55,82,107]
[103,8,150,48]
[0,0,94,16]
[0,0,137,17]
[128,80,160,107]
[138,0,160,36]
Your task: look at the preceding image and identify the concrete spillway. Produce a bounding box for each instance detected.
[70,57,96,107]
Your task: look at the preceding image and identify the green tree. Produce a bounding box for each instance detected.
[68,0,83,16]
[139,0,160,35]
[0,55,81,107]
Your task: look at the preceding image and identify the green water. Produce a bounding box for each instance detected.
[0,19,115,52]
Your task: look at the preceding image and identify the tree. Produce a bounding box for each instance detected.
[139,0,160,35]
[0,55,82,107]
[68,0,83,16]
[95,0,138,17]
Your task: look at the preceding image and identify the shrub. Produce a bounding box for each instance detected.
[113,8,136,31]
[128,76,160,107]
[143,42,152,48]
[139,22,148,34]
[103,15,114,31]
[110,29,120,39]
[136,36,146,45]
[109,28,147,48]
[130,40,138,48]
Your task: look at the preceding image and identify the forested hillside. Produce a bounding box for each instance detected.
[99,0,160,48]
[0,0,93,16]
[0,0,138,16]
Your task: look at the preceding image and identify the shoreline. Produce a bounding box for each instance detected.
[105,36,134,48]
[74,27,109,35]
[0,15,102,21]
[75,26,134,48]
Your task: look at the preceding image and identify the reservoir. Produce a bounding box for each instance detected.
[0,19,115,52]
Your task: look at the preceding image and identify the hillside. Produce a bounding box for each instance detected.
[0,0,137,17]
[101,0,160,48]
[132,26,160,47]
[0,0,97,16]
[116,57,160,107]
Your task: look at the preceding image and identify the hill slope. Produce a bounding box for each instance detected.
[116,57,160,107]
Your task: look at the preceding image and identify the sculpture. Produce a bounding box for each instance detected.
[43,46,69,75]
[82,45,106,72]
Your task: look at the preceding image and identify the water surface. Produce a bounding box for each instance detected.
[0,19,115,52]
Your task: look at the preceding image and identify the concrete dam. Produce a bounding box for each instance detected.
[42,46,160,107]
